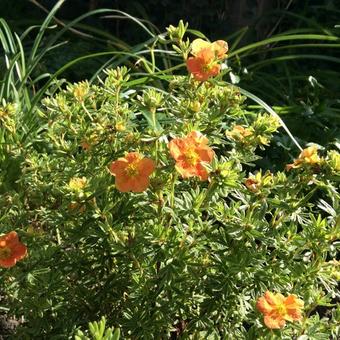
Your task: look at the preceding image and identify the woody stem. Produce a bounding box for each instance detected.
[195,179,217,211]
[170,173,177,209]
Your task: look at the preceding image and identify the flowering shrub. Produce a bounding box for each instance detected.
[0,21,339,339]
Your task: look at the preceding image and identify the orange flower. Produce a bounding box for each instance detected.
[186,38,228,81]
[168,131,214,181]
[109,152,155,192]
[286,145,321,170]
[256,291,304,329]
[186,48,220,82]
[0,231,27,268]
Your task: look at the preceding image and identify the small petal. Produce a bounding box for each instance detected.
[264,291,283,306]
[256,296,274,314]
[131,176,150,193]
[195,163,209,181]
[139,158,155,177]
[285,295,304,321]
[186,57,202,74]
[125,152,141,163]
[212,40,228,58]
[198,48,215,64]
[196,146,214,163]
[110,159,128,176]
[114,174,132,192]
[188,131,208,145]
[168,139,187,161]
[264,314,286,329]
[191,38,212,56]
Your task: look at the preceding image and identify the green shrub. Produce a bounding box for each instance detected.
[0,19,339,340]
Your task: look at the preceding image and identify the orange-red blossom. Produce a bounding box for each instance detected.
[168,131,214,181]
[186,38,228,81]
[256,291,304,329]
[109,152,155,193]
[0,231,27,268]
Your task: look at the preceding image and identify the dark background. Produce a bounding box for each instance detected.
[1,0,340,150]
[2,0,339,44]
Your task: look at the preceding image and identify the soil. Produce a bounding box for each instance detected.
[0,315,18,339]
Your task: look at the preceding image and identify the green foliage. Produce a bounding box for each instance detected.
[0,6,339,340]
[75,317,120,340]
[1,62,339,337]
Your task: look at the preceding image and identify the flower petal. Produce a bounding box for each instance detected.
[196,146,214,163]
[264,314,286,329]
[191,38,212,56]
[186,57,203,74]
[264,291,283,306]
[256,296,274,314]
[0,257,17,268]
[175,163,196,179]
[125,152,141,163]
[169,139,187,161]
[186,56,213,81]
[188,131,208,145]
[110,159,128,176]
[1,231,18,245]
[212,40,228,59]
[114,175,133,192]
[209,64,221,77]
[195,163,209,181]
[11,243,27,261]
[131,176,150,192]
[285,295,304,321]
[138,158,155,177]
[197,48,215,64]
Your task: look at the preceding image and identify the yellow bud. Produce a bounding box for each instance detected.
[115,122,126,132]
[190,101,201,112]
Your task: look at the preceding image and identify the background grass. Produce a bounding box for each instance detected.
[1,0,339,153]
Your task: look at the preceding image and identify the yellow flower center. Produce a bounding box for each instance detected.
[202,64,211,72]
[184,149,199,166]
[0,247,11,260]
[276,303,287,316]
[305,154,319,164]
[73,83,89,102]
[202,61,216,73]
[125,163,139,177]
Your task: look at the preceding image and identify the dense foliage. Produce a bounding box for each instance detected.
[0,2,339,339]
